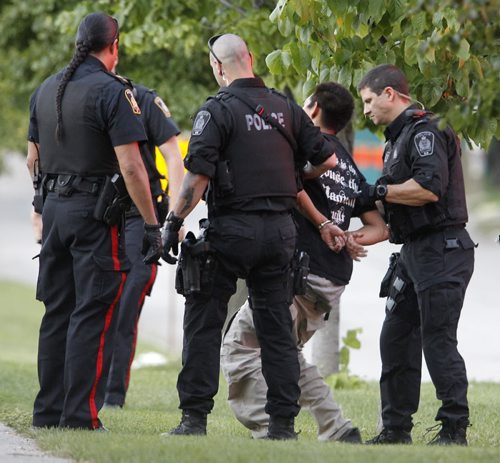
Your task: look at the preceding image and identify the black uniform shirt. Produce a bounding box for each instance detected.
[294,134,373,285]
[383,106,450,198]
[28,56,147,175]
[184,77,334,179]
[134,84,180,152]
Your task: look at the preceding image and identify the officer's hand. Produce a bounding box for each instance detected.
[161,212,184,264]
[142,223,163,264]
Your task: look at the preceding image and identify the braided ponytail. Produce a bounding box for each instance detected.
[54,12,119,142]
[55,42,90,142]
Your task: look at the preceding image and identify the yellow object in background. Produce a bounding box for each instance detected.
[155,137,189,192]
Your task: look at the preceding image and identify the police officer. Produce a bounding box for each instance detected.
[357,64,475,445]
[30,83,182,409]
[27,12,162,430]
[161,34,338,439]
[220,82,389,444]
[105,81,183,408]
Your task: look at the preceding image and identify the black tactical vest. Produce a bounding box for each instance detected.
[210,89,298,210]
[381,113,468,243]
[35,71,121,176]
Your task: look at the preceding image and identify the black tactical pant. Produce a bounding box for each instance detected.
[33,191,129,429]
[379,227,475,431]
[106,215,158,407]
[177,211,300,419]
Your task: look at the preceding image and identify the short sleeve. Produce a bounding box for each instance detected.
[143,91,180,145]
[27,88,40,142]
[100,82,147,147]
[409,125,449,198]
[183,101,229,178]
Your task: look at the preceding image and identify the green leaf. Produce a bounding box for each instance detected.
[342,328,362,349]
[269,0,287,23]
[302,77,317,100]
[266,49,284,75]
[457,38,470,61]
[368,0,385,21]
[456,71,470,98]
[404,36,418,65]
[412,11,428,36]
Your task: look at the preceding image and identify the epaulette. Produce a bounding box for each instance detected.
[102,70,134,89]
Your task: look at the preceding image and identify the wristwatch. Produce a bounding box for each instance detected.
[375,184,388,200]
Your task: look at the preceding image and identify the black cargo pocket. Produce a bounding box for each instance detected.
[92,255,131,304]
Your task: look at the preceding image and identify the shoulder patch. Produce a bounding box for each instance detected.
[414,131,434,157]
[154,96,171,118]
[192,110,211,136]
[124,88,141,115]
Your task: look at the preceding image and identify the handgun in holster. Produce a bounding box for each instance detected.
[292,251,310,296]
[379,252,400,298]
[32,159,45,214]
[93,174,131,226]
[175,219,215,296]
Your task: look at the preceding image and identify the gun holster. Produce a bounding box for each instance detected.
[379,252,400,298]
[33,173,45,214]
[93,174,131,226]
[291,251,310,296]
[175,220,216,296]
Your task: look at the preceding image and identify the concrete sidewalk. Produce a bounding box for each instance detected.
[0,424,70,463]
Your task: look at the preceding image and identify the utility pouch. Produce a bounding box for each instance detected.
[93,174,131,226]
[33,173,45,214]
[292,251,310,296]
[379,252,400,298]
[215,160,234,197]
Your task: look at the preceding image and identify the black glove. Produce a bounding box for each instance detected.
[161,211,184,264]
[142,223,163,264]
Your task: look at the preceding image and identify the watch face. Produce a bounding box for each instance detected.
[376,184,387,198]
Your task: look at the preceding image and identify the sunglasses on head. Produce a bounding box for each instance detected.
[208,34,223,64]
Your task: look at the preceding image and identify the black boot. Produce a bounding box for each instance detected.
[266,416,298,440]
[365,428,412,445]
[162,410,207,436]
[338,427,362,443]
[427,422,468,446]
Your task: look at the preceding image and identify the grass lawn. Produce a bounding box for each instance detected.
[0,280,499,462]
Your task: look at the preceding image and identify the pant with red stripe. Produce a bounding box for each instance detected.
[105,215,157,407]
[33,191,129,429]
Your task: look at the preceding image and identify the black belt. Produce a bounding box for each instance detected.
[46,174,105,195]
[404,224,465,242]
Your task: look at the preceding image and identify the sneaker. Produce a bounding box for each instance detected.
[427,423,468,446]
[338,427,362,444]
[365,428,412,445]
[266,416,298,440]
[161,410,207,436]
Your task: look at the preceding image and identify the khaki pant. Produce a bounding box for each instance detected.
[221,273,353,440]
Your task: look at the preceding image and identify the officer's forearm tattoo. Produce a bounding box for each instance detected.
[179,187,195,215]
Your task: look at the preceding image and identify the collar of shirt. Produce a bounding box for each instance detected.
[384,104,420,142]
[227,77,266,89]
[72,55,108,79]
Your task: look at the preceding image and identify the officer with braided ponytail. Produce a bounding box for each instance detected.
[27,12,162,430]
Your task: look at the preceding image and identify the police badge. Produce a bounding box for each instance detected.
[414,131,434,157]
[192,110,211,136]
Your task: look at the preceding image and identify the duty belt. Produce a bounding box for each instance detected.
[404,224,465,242]
[46,174,104,196]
